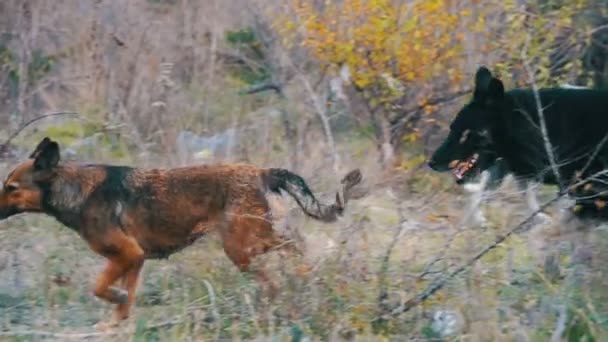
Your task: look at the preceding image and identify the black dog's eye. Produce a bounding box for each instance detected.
[459,129,470,144]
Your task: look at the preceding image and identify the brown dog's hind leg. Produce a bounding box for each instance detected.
[221,205,286,299]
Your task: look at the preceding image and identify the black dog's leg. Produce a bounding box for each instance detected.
[516,178,552,225]
[463,170,491,227]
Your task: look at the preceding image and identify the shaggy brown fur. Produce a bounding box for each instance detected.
[0,137,363,327]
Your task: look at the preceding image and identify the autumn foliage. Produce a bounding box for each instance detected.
[278,0,475,107]
[274,0,596,166]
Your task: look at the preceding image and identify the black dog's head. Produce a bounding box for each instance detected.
[428,66,506,183]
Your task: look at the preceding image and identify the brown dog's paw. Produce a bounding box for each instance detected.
[110,287,128,304]
[93,318,120,332]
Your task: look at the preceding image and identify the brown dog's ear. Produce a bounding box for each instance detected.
[30,137,51,158]
[30,137,60,170]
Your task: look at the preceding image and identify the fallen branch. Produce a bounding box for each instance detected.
[377,165,608,320]
[379,194,563,319]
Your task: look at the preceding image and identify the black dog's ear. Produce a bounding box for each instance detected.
[486,78,505,103]
[475,67,492,87]
[474,66,492,100]
[30,137,60,170]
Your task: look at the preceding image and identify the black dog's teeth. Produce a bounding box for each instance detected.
[452,154,478,181]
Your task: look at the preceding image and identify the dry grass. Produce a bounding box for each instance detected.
[0,148,607,341]
[0,1,607,340]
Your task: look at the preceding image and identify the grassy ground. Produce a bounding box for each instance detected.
[0,142,607,341]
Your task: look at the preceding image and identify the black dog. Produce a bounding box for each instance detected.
[428,66,608,219]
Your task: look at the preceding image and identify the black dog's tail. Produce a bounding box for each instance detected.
[262,168,363,222]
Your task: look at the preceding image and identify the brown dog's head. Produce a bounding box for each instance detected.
[0,137,60,219]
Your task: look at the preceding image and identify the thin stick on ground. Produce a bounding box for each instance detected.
[376,218,407,313]
[380,194,563,318]
[379,167,608,319]
[202,279,222,340]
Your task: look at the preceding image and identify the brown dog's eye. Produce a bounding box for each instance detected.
[4,184,18,192]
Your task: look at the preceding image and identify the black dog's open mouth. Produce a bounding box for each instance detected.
[451,153,479,183]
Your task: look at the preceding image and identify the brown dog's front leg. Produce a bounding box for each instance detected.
[115,259,144,321]
[94,259,130,304]
[90,233,144,326]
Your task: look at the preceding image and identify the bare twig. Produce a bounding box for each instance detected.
[521,37,562,187]
[377,219,408,312]
[588,24,608,35]
[243,292,262,335]
[389,88,472,139]
[202,279,221,340]
[534,270,602,340]
[580,132,608,179]
[313,63,330,90]
[383,194,563,318]
[280,52,340,172]
[2,111,80,150]
[550,304,568,342]
[379,164,608,319]
[241,82,283,96]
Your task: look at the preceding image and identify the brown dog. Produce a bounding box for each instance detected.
[0,137,362,327]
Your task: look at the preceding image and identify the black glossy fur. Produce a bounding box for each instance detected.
[428,66,608,217]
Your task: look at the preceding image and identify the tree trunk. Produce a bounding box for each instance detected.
[297,72,340,172]
[279,104,298,171]
[15,0,33,131]
[364,101,395,167]
[377,113,395,167]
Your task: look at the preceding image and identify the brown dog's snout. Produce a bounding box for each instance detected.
[0,205,17,220]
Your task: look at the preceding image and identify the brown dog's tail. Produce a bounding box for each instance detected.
[262,168,362,222]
